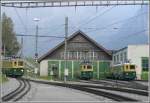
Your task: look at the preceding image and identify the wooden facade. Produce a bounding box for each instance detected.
[38,30,112,62]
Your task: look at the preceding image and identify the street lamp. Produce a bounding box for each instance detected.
[33,18,40,62]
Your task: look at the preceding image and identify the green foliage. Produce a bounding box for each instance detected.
[141,71,148,80]
[0,74,8,83]
[25,57,39,67]
[38,76,52,80]
[2,13,20,56]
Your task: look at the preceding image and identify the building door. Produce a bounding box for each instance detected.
[49,64,58,80]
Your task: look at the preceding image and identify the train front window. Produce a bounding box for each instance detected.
[84,65,86,69]
[126,65,128,69]
[87,65,92,69]
[14,61,17,66]
[18,61,23,66]
[130,65,135,69]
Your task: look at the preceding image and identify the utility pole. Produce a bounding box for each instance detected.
[64,17,68,82]
[3,44,5,58]
[35,24,38,62]
[33,18,40,62]
[0,2,2,102]
[33,18,40,78]
[21,36,23,58]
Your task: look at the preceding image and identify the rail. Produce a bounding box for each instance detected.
[2,78,31,102]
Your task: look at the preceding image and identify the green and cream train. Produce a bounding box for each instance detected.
[108,63,136,80]
[80,63,93,80]
[2,58,25,77]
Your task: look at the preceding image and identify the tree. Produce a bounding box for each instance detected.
[2,13,20,56]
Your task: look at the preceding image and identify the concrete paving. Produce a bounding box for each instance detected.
[90,88,149,102]
[1,78,19,96]
[2,77,147,102]
[21,81,113,102]
[134,81,148,87]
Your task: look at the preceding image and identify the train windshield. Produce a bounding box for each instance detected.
[87,65,92,69]
[130,65,135,69]
[18,61,23,66]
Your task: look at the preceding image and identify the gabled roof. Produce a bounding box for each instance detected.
[38,30,112,62]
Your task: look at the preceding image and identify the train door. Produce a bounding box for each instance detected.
[49,64,58,80]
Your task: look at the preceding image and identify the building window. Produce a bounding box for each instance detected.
[73,52,77,59]
[141,57,149,71]
[88,52,92,60]
[61,52,64,59]
[117,55,119,63]
[120,53,123,62]
[113,56,116,64]
[124,52,127,62]
[94,52,97,60]
[78,52,82,59]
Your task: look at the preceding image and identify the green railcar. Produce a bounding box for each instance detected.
[80,63,93,80]
[110,63,136,80]
[2,59,24,77]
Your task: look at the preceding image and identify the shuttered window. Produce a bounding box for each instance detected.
[141,57,149,71]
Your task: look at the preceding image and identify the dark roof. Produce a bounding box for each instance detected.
[38,30,112,62]
[115,47,127,53]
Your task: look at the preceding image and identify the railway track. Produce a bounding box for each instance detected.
[26,78,143,102]
[104,79,148,89]
[2,78,31,102]
[79,79,148,91]
[67,85,138,101]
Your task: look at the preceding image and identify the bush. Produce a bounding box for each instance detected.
[141,71,148,80]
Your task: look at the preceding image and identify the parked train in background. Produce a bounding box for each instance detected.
[2,58,25,77]
[80,62,93,80]
[107,63,136,80]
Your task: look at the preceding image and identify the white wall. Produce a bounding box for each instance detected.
[128,44,149,79]
[40,60,48,76]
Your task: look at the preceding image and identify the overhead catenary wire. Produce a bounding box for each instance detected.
[83,11,148,33]
[40,23,65,36]
[103,29,148,45]
[14,8,26,33]
[16,34,65,38]
[14,7,65,38]
[78,5,116,28]
[68,6,108,31]
[75,6,106,27]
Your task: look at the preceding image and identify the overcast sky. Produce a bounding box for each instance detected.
[2,5,148,57]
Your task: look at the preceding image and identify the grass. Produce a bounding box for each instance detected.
[37,76,52,80]
[141,71,148,80]
[0,74,8,83]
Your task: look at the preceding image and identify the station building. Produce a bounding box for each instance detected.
[112,44,149,80]
[38,30,112,80]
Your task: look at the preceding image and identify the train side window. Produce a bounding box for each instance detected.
[130,65,135,69]
[18,61,23,66]
[84,65,86,69]
[14,61,17,66]
[87,65,91,69]
[126,65,128,70]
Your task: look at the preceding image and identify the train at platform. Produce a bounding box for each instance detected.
[2,57,25,77]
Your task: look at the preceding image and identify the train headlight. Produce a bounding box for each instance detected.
[21,69,24,72]
[126,73,128,75]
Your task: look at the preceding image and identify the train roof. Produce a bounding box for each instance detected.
[113,63,135,67]
[2,57,23,61]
